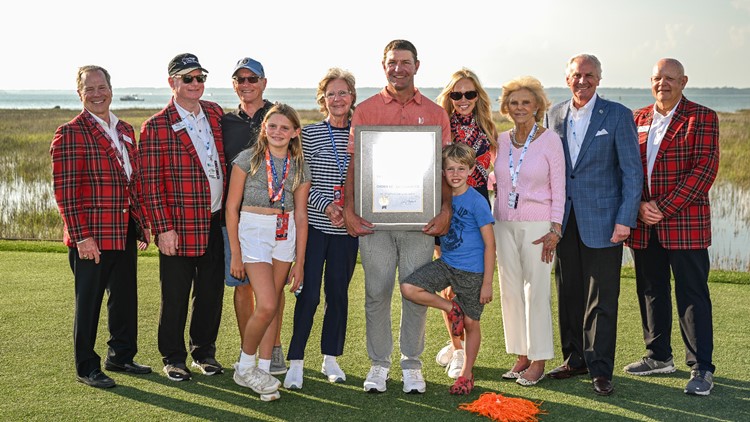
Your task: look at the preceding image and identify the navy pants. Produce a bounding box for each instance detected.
[287,225,358,359]
[633,228,714,373]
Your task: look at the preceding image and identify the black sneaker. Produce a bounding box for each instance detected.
[77,369,116,388]
[163,363,192,381]
[191,358,224,376]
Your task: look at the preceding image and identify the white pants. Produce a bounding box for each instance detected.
[495,220,554,360]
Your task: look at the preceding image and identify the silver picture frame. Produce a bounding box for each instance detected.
[353,125,442,230]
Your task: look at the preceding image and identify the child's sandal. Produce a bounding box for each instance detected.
[449,375,474,395]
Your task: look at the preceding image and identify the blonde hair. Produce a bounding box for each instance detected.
[499,76,551,123]
[436,68,498,150]
[315,68,357,118]
[248,103,305,190]
[442,142,476,169]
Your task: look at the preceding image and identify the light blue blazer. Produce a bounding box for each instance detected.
[544,95,642,249]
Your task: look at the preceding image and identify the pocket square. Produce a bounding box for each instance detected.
[595,129,609,136]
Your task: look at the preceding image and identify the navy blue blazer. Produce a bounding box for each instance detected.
[545,95,642,249]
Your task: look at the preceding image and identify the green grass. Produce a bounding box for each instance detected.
[0,245,748,421]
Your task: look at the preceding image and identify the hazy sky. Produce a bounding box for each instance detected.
[3,0,749,90]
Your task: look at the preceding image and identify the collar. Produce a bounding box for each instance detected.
[174,100,205,121]
[87,109,119,131]
[569,94,597,116]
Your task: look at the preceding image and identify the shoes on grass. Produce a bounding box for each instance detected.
[623,357,676,376]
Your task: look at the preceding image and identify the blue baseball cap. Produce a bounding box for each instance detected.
[232,57,265,78]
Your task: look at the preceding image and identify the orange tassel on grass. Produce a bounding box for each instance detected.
[459,392,546,421]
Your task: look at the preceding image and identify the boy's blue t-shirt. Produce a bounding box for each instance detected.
[440,187,494,273]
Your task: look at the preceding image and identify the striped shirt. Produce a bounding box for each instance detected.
[302,120,351,235]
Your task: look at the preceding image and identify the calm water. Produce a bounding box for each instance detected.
[2,87,750,112]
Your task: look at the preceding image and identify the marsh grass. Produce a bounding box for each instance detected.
[0,108,746,240]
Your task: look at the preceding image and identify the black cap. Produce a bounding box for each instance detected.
[168,53,209,76]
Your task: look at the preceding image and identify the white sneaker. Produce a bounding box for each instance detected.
[233,364,280,395]
[447,349,465,379]
[283,361,303,390]
[402,368,426,394]
[321,357,346,383]
[435,342,455,367]
[363,365,389,393]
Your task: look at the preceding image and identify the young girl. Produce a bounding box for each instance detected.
[225,103,311,398]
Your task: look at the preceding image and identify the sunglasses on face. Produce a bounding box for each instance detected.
[449,90,478,101]
[176,74,207,84]
[234,76,261,84]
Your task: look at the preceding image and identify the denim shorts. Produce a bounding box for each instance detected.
[222,225,249,286]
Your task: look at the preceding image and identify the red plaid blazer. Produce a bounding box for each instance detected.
[139,99,225,257]
[51,109,149,249]
[627,97,719,250]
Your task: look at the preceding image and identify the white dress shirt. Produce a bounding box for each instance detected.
[566,95,597,167]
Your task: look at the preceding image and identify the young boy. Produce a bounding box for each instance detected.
[400,142,495,395]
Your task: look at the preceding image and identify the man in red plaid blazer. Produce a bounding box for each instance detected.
[139,53,227,382]
[624,58,719,396]
[51,65,152,388]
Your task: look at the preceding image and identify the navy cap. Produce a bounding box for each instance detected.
[232,57,265,78]
[168,53,209,76]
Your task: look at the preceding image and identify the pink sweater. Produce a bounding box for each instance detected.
[493,129,565,223]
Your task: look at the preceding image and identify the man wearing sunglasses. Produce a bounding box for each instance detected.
[342,39,452,395]
[139,53,227,382]
[220,57,286,376]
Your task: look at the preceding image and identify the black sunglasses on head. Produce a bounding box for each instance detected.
[449,90,478,101]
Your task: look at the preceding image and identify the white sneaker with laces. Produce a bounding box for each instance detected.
[402,368,426,394]
[321,357,346,383]
[447,349,465,379]
[363,365,389,393]
[283,360,304,390]
[233,363,280,395]
[435,342,455,367]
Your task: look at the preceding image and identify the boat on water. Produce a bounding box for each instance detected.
[120,94,145,101]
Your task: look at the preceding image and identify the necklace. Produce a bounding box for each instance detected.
[510,126,539,147]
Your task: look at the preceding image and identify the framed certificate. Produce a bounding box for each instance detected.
[353,125,442,230]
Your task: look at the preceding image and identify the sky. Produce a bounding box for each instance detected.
[3,0,749,91]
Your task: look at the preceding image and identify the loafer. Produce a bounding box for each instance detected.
[77,369,116,388]
[547,364,589,379]
[104,359,152,375]
[501,368,527,380]
[592,376,614,396]
[516,373,545,387]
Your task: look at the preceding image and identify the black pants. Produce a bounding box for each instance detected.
[555,208,623,379]
[69,219,138,377]
[287,225,359,359]
[158,216,225,365]
[633,228,714,372]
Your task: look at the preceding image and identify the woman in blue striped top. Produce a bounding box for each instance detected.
[284,68,359,389]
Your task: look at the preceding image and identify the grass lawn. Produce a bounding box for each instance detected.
[0,243,748,421]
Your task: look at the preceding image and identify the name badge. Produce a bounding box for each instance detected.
[507,192,519,209]
[333,185,344,207]
[276,213,289,241]
[637,125,650,133]
[122,134,133,144]
[171,120,187,132]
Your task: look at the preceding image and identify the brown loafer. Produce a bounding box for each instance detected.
[592,376,614,396]
[547,364,589,379]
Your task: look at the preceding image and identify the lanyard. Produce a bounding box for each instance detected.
[84,111,129,179]
[184,114,214,161]
[265,150,290,211]
[508,123,538,193]
[325,120,349,185]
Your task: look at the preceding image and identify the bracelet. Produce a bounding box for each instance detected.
[549,227,562,238]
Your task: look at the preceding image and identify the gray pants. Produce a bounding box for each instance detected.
[360,230,434,370]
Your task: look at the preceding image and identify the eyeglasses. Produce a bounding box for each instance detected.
[325,90,351,100]
[175,74,207,84]
[449,91,478,101]
[234,76,261,84]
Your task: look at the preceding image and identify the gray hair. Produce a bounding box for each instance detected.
[566,54,602,79]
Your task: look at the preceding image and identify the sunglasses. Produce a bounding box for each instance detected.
[234,76,261,84]
[449,91,478,101]
[176,74,207,84]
